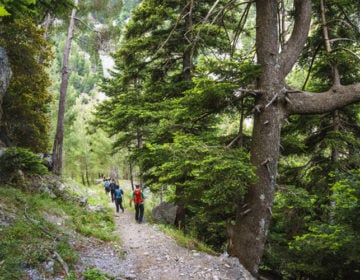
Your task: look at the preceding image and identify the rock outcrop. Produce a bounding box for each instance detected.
[152,201,178,224]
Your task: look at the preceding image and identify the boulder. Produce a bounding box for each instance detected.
[152,201,178,225]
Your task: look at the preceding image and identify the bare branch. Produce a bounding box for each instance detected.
[331,47,360,61]
[74,17,102,41]
[329,38,358,44]
[234,88,263,96]
[265,93,278,109]
[153,3,189,57]
[191,0,222,51]
[226,133,243,148]
[54,251,69,275]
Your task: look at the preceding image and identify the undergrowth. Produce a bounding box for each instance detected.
[157,224,217,255]
[0,179,116,279]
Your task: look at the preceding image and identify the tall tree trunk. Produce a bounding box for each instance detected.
[0,47,11,125]
[85,160,90,186]
[81,172,85,185]
[129,159,134,190]
[175,0,194,229]
[320,0,340,225]
[228,0,312,275]
[52,0,78,175]
[0,47,11,147]
[136,129,143,187]
[228,0,360,275]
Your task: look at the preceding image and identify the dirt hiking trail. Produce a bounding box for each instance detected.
[79,182,255,280]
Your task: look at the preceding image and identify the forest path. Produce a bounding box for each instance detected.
[79,181,254,280]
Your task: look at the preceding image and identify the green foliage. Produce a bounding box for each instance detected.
[60,194,116,241]
[139,134,255,250]
[158,224,216,255]
[0,5,10,16]
[273,4,360,273]
[0,17,53,152]
[73,209,115,240]
[263,186,316,275]
[83,268,110,280]
[64,272,78,280]
[93,0,259,254]
[0,147,48,181]
[263,170,360,279]
[0,187,77,279]
[0,0,73,22]
[0,179,118,278]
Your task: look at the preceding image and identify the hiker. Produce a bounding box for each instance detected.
[109,178,116,202]
[104,178,110,195]
[114,184,124,213]
[131,184,145,223]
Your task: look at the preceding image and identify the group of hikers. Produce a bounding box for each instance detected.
[103,178,145,224]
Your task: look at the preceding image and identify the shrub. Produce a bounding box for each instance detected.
[83,268,109,280]
[0,147,48,182]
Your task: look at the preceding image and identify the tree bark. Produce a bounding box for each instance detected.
[228,0,312,275]
[0,47,11,147]
[175,0,195,229]
[52,0,78,175]
[229,0,360,275]
[0,47,11,122]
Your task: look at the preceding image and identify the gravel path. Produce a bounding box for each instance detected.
[78,183,255,280]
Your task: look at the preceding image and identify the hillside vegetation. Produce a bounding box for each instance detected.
[0,174,116,279]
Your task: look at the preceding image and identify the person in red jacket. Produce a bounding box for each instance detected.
[131,184,145,223]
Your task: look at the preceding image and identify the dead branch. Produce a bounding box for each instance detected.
[240,208,251,216]
[225,133,243,149]
[331,47,360,61]
[153,3,188,57]
[24,203,54,238]
[265,93,278,109]
[54,251,69,275]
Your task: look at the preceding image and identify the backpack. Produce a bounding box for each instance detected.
[110,182,116,191]
[104,181,110,189]
[115,188,123,199]
[133,189,143,204]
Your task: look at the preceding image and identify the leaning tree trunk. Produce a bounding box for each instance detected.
[52,0,78,175]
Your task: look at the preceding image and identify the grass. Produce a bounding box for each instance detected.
[156,224,217,255]
[82,268,112,280]
[0,179,118,279]
[0,177,218,278]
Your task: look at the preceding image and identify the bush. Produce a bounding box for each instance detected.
[0,147,48,181]
[83,268,109,280]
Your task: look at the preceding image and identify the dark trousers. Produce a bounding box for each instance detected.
[115,197,124,213]
[135,203,144,223]
[110,190,115,202]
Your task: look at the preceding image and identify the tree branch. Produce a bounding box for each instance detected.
[285,83,360,115]
[279,0,312,77]
[331,47,360,61]
[153,3,188,57]
[54,251,69,275]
